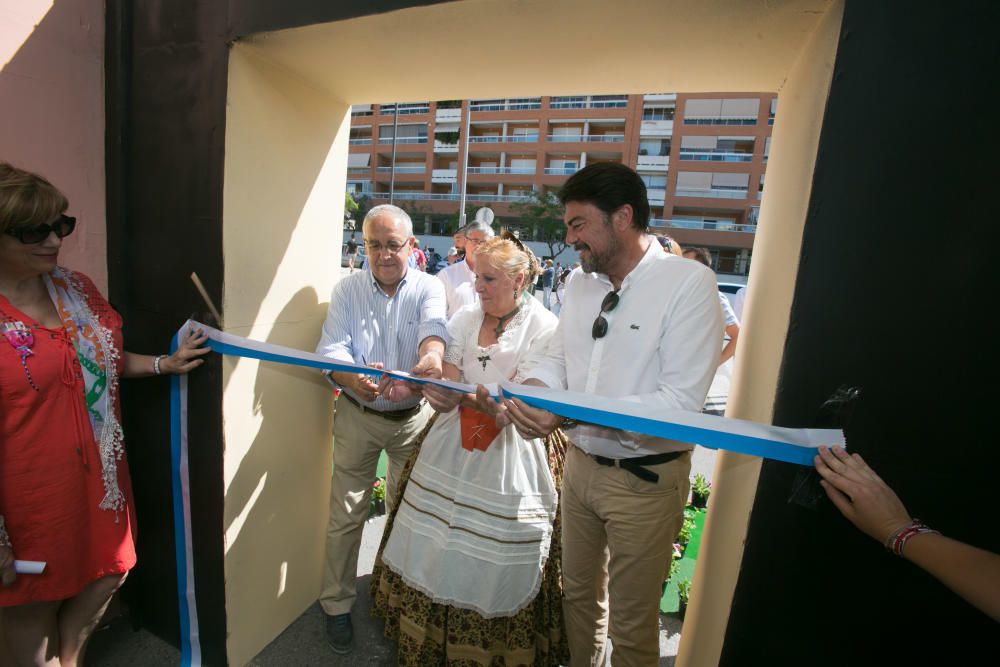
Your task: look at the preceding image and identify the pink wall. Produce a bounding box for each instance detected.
[1,0,107,291]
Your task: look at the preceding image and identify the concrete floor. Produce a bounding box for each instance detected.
[87,446,718,665]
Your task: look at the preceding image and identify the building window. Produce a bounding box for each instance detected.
[683,98,760,125]
[642,107,675,121]
[638,138,670,156]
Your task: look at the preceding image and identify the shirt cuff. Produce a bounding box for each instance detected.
[525,365,566,391]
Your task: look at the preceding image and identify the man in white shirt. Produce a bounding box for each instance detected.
[435,221,494,317]
[502,163,722,666]
[315,205,447,654]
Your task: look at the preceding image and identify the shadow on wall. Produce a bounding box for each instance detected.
[223,286,335,655]
[1,0,109,289]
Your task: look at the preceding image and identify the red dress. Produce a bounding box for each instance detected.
[0,271,136,606]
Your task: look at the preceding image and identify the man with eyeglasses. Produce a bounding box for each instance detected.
[436,220,495,318]
[500,163,722,666]
[314,204,447,655]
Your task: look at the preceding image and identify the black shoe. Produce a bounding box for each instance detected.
[325,612,354,654]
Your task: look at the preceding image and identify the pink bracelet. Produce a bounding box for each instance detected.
[884,519,939,557]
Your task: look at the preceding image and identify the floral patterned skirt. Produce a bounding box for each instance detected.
[371,419,569,667]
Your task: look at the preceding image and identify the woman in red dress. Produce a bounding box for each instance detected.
[0,163,208,666]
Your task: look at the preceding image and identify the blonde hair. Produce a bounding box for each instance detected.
[474,235,541,293]
[0,162,68,235]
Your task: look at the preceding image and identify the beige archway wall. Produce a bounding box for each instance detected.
[677,2,844,665]
[220,0,842,663]
[221,45,350,666]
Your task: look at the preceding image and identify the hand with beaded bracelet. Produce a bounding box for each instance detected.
[121,328,211,378]
[814,445,1000,622]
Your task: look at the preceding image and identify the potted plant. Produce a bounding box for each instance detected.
[677,507,696,551]
[370,477,387,517]
[677,578,692,620]
[661,550,682,596]
[691,473,711,509]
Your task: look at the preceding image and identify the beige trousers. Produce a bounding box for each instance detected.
[319,397,432,616]
[562,444,691,667]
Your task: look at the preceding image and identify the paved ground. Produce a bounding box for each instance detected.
[87,446,717,666]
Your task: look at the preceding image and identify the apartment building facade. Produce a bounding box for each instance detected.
[347,92,775,276]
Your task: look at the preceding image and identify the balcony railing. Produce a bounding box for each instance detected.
[649,218,757,233]
[381,105,430,115]
[368,191,533,202]
[674,187,749,199]
[378,137,429,144]
[544,167,578,175]
[550,97,628,109]
[468,134,539,143]
[375,166,426,173]
[547,134,625,143]
[678,150,754,162]
[682,117,757,126]
[470,101,542,112]
[349,138,372,145]
[467,166,536,175]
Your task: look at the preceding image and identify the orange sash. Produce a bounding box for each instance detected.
[459,406,502,452]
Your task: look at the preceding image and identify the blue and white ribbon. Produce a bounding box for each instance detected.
[170,323,202,667]
[167,320,842,659]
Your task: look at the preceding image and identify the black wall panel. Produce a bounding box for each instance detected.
[721,2,1000,665]
[107,1,449,663]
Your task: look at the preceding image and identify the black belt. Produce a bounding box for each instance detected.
[587,450,686,483]
[339,391,424,421]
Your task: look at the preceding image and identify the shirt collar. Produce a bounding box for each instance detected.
[368,267,410,296]
[580,237,662,292]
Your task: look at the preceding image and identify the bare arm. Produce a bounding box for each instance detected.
[122,329,210,378]
[719,322,739,366]
[815,446,1000,622]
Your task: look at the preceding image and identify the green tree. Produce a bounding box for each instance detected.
[509,190,568,260]
[344,191,360,228]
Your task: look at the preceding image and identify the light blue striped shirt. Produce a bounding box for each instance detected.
[316,267,448,411]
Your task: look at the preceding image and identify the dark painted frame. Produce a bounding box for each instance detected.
[104,0,450,663]
[720,2,1000,664]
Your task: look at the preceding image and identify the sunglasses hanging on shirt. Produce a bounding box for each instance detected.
[592,289,620,339]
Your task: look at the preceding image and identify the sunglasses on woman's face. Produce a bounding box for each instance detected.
[5,215,77,244]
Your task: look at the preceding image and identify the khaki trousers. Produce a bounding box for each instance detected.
[319,397,432,616]
[562,444,691,667]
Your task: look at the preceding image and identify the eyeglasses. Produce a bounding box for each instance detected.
[364,239,409,255]
[592,289,620,339]
[5,215,77,244]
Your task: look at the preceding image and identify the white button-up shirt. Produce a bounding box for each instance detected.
[316,268,448,411]
[527,241,723,457]
[436,259,477,319]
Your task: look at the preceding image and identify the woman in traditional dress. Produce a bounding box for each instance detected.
[371,234,569,666]
[0,162,207,666]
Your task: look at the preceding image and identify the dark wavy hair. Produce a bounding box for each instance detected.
[558,162,649,231]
